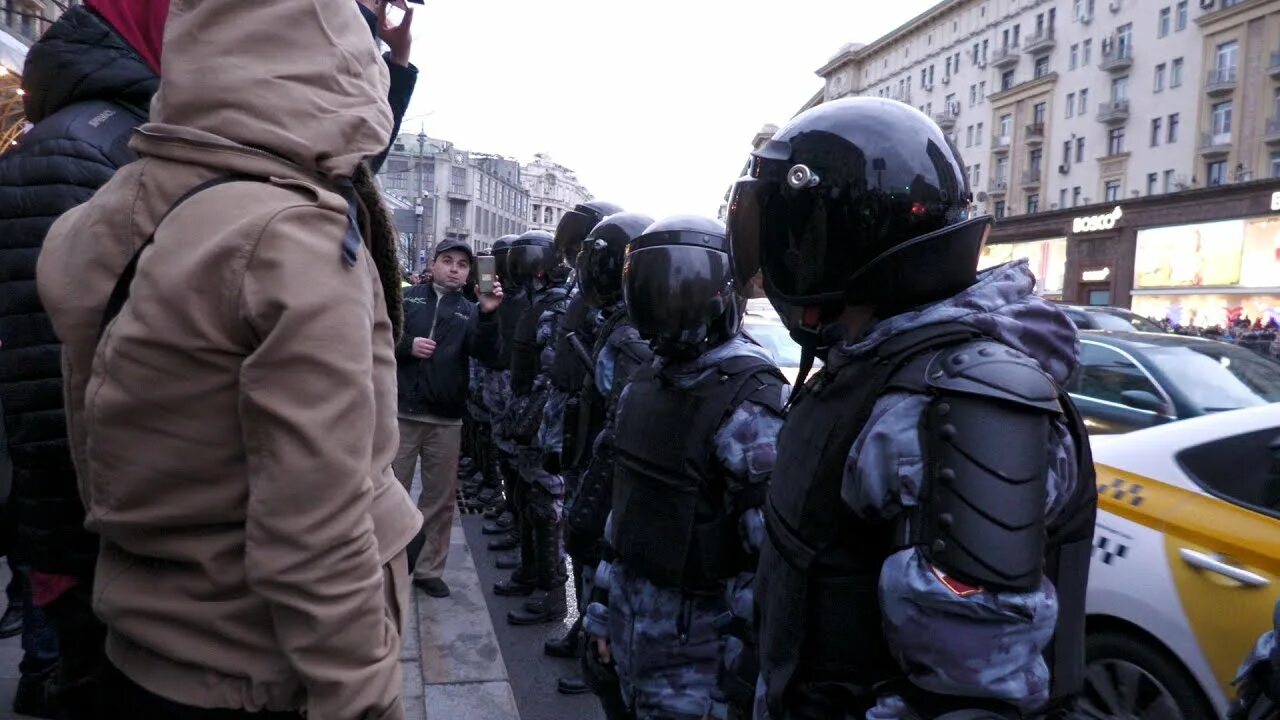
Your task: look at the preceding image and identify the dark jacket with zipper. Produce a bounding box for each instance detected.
[0,6,158,577]
[396,284,501,420]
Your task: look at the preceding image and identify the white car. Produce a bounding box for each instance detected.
[1083,403,1280,718]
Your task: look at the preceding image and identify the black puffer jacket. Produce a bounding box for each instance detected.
[0,7,157,577]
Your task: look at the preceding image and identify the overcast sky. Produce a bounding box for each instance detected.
[400,0,939,220]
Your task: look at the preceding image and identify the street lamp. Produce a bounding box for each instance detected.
[416,128,427,265]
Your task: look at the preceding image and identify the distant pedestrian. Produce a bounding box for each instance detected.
[394,239,504,598]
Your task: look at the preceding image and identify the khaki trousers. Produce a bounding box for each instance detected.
[392,419,462,581]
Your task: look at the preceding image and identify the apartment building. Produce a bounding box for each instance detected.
[522,153,594,234]
[806,0,1280,327]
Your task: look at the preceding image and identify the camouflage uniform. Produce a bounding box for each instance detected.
[1229,600,1279,718]
[587,336,785,720]
[754,260,1082,720]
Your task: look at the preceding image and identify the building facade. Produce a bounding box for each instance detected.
[378,132,530,269]
[805,0,1280,327]
[522,152,593,233]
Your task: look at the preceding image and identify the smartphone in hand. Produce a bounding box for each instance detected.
[477,256,496,294]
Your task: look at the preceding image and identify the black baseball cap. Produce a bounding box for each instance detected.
[434,238,475,262]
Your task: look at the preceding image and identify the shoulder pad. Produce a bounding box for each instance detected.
[716,353,778,378]
[926,340,1061,412]
[744,374,788,414]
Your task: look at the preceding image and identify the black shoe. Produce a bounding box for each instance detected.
[544,617,582,658]
[13,667,55,719]
[507,587,567,625]
[494,553,521,570]
[488,534,518,551]
[475,487,503,508]
[483,504,506,520]
[557,675,591,695]
[482,512,514,535]
[0,602,23,639]
[413,577,451,598]
[493,574,536,597]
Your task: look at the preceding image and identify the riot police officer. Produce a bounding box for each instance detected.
[483,236,523,543]
[464,247,504,509]
[727,97,1097,720]
[496,230,574,626]
[551,212,653,712]
[585,216,787,720]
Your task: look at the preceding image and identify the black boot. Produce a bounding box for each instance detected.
[492,570,537,597]
[483,502,507,520]
[507,585,566,625]
[544,616,582,658]
[482,511,515,535]
[494,552,521,570]
[507,519,567,625]
[557,674,590,695]
[488,534,518,552]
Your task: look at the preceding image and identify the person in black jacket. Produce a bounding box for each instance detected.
[0,2,417,716]
[394,239,504,598]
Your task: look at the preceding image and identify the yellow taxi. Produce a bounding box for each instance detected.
[1083,403,1280,719]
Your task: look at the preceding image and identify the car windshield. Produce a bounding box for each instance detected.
[1088,311,1165,334]
[744,321,802,368]
[1142,343,1280,412]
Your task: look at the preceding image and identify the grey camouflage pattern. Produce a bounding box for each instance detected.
[787,259,1083,718]
[483,368,515,453]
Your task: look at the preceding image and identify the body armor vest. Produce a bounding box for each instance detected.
[492,288,526,371]
[612,353,785,591]
[551,290,594,392]
[756,323,1096,718]
[510,285,566,395]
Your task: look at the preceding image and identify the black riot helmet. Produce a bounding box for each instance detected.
[578,212,654,308]
[729,97,989,329]
[555,201,625,269]
[507,230,557,289]
[623,215,743,360]
[492,234,518,281]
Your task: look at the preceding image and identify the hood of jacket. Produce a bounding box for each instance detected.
[22,5,160,123]
[833,260,1080,385]
[657,332,775,390]
[139,0,392,180]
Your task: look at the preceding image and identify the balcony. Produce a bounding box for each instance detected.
[1021,168,1043,188]
[991,134,1012,154]
[988,178,1009,195]
[1265,118,1280,145]
[447,187,472,200]
[991,43,1021,69]
[1198,132,1231,157]
[1205,66,1238,96]
[445,225,472,236]
[933,111,958,131]
[1270,52,1280,79]
[1024,122,1045,145]
[1023,27,1056,54]
[1096,99,1130,124]
[1099,44,1134,73]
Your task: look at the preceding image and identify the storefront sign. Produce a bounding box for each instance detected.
[1072,206,1124,234]
[1081,268,1111,282]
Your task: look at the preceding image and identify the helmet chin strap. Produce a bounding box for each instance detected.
[792,305,824,388]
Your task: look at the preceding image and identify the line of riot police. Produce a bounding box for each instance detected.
[461,98,1108,720]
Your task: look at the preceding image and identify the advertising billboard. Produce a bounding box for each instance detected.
[978,238,1067,296]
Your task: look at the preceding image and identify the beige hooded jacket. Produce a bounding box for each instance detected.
[36,1,421,717]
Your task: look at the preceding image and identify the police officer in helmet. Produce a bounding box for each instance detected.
[728,97,1097,720]
[586,215,787,720]
[481,234,526,552]
[496,230,574,626]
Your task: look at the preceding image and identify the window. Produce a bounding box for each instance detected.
[1216,40,1239,74]
[1070,43,1079,70]
[996,156,1009,182]
[1111,75,1129,101]
[1034,56,1050,78]
[955,52,961,72]
[1163,169,1175,192]
[1104,179,1121,201]
[1059,188,1069,207]
[450,166,468,193]
[1154,63,1166,92]
[1070,343,1164,406]
[1066,92,1076,117]
[1063,140,1072,164]
[966,125,974,146]
[1175,1,1187,31]
[1147,173,1158,195]
[1116,23,1133,55]
[1079,88,1089,114]
[1033,102,1046,124]
[1207,160,1227,187]
[1108,127,1125,155]
[973,163,982,186]
[1180,425,1280,517]
[1158,7,1170,37]
[1171,57,1184,87]
[1211,101,1233,140]
[1072,186,1082,207]
[1027,194,1040,214]
[998,114,1012,138]
[1082,39,1092,65]
[449,199,467,227]
[982,39,989,61]
[976,122,984,144]
[979,81,987,99]
[1029,148,1043,176]
[1168,112,1180,143]
[969,84,977,106]
[1272,152,1280,179]
[1001,69,1016,90]
[994,200,1007,219]
[922,68,928,86]
[1076,137,1086,163]
[1151,117,1163,146]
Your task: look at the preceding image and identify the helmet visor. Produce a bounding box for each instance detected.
[578,237,625,308]
[492,248,510,281]
[554,210,600,269]
[507,245,555,288]
[623,245,734,344]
